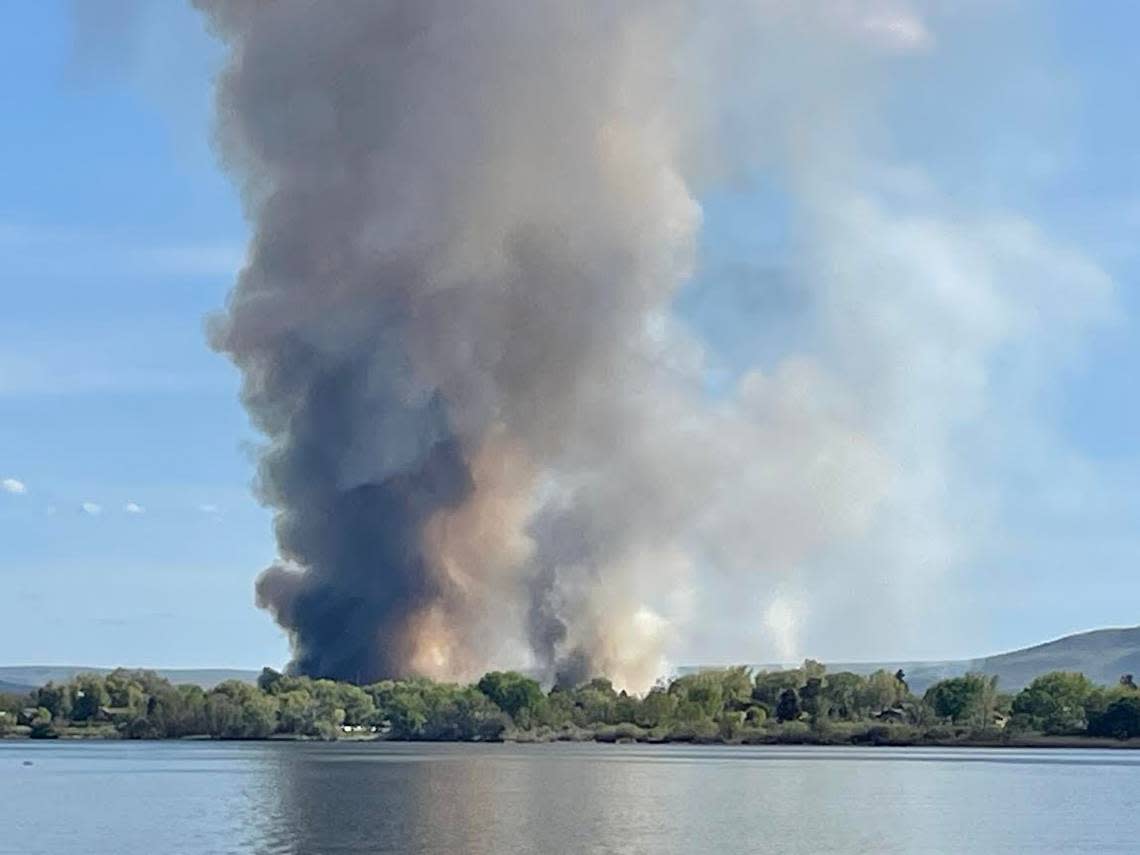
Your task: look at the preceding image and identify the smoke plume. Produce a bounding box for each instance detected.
[196,1,1112,688]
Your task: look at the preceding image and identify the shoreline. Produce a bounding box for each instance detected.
[5,730,1140,749]
[6,665,1137,746]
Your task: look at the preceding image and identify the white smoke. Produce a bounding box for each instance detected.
[195,0,1114,688]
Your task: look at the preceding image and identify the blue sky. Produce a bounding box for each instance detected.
[0,1,280,667]
[1,1,1139,669]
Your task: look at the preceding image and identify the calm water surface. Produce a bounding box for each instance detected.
[1,741,1137,853]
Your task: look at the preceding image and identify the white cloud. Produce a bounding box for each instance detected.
[1,477,26,494]
[124,502,145,514]
[81,502,103,516]
[198,503,219,514]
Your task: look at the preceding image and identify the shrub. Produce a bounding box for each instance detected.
[664,719,719,743]
[1088,696,1140,740]
[771,721,812,743]
[744,706,767,726]
[594,722,646,743]
[922,725,956,742]
[775,689,800,723]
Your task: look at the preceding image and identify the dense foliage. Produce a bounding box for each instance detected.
[2,664,1137,743]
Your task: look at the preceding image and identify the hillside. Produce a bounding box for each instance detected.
[972,626,1140,691]
[4,626,1138,695]
[681,625,1140,694]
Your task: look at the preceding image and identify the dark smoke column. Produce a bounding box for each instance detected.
[196,0,702,687]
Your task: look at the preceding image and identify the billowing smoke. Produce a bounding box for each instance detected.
[196,1,1113,688]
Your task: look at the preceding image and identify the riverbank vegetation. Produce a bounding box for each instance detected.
[2,663,1138,745]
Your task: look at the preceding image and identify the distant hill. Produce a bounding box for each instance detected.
[0,679,35,696]
[0,666,260,691]
[680,625,1140,694]
[971,626,1140,692]
[5,626,1138,695]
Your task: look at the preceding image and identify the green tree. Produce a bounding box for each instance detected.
[822,672,866,720]
[801,660,827,681]
[333,683,375,726]
[894,669,909,694]
[612,691,640,725]
[385,685,430,737]
[680,680,723,718]
[1011,672,1094,734]
[35,683,72,721]
[0,691,27,717]
[308,679,373,728]
[28,706,57,739]
[859,670,904,715]
[753,670,802,707]
[924,674,997,726]
[1088,696,1140,740]
[206,681,277,739]
[744,705,767,726]
[585,677,617,696]
[571,682,618,726]
[538,688,576,729]
[720,667,755,708]
[422,686,507,741]
[718,710,745,740]
[166,684,209,737]
[364,679,397,717]
[378,682,509,741]
[277,689,318,735]
[70,674,109,722]
[477,671,544,723]
[775,688,800,723]
[636,687,678,728]
[800,677,826,719]
[104,669,172,721]
[257,667,285,694]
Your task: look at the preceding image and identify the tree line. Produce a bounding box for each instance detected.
[1,662,1137,743]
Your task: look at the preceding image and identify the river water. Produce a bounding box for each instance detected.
[1,741,1137,853]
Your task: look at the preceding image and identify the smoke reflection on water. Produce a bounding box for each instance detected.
[235,743,1140,854]
[2,741,1140,852]
[247,742,662,853]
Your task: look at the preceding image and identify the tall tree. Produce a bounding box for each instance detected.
[776,688,801,723]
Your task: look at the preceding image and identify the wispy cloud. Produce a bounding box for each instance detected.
[124,501,145,514]
[81,502,103,516]
[198,503,219,514]
[2,477,26,494]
